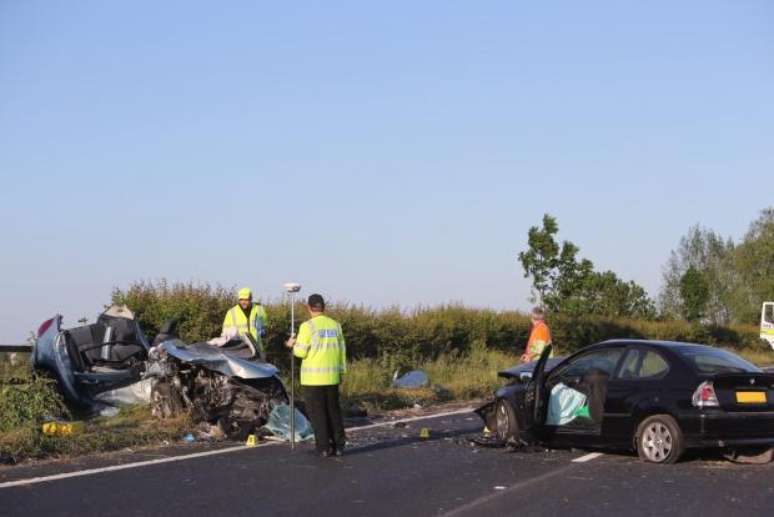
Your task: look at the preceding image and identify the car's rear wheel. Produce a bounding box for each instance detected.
[636,414,684,464]
[495,399,518,442]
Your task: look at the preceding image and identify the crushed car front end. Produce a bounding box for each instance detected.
[147,339,289,439]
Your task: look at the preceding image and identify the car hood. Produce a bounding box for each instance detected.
[157,340,279,379]
[498,357,564,379]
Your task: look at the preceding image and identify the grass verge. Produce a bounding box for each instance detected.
[340,341,519,413]
[1,353,190,464]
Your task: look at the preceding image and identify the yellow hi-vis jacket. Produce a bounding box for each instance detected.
[222,304,268,351]
[293,314,346,386]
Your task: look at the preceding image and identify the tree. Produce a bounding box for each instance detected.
[658,225,734,324]
[518,214,655,319]
[726,208,774,323]
[518,214,579,306]
[659,207,773,324]
[679,266,709,322]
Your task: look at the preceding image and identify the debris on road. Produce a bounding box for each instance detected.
[723,447,774,464]
[195,422,226,441]
[264,403,314,442]
[392,370,430,389]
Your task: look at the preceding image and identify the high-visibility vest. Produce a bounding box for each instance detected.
[526,320,554,359]
[222,304,267,350]
[293,314,347,386]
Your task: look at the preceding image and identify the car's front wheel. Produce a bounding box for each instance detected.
[495,399,518,442]
[636,414,684,464]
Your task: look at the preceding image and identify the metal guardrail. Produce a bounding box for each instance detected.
[0,344,33,353]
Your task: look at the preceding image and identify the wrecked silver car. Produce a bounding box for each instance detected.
[32,306,288,438]
[147,332,288,439]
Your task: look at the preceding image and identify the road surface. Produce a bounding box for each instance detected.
[2,409,773,516]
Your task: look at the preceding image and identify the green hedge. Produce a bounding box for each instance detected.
[111,281,765,369]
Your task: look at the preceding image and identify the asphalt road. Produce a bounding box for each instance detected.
[2,410,773,516]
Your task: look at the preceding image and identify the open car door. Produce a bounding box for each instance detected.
[519,345,553,440]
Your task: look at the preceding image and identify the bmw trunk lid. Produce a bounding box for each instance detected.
[712,373,774,412]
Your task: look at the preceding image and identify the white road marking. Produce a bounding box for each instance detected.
[572,452,604,463]
[440,464,578,517]
[0,406,475,489]
[440,448,604,515]
[0,444,265,489]
[346,407,475,432]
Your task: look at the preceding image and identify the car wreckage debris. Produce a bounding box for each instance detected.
[147,340,289,440]
[31,306,296,441]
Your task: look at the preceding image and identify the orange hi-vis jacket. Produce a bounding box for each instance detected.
[525,320,553,360]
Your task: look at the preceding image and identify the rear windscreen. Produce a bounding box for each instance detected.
[677,348,762,374]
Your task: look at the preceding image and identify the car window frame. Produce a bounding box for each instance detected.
[548,345,627,383]
[679,348,761,375]
[614,346,670,381]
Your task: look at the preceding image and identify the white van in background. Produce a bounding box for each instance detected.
[762,302,774,350]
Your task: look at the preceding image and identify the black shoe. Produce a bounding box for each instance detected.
[334,447,344,457]
[319,450,332,458]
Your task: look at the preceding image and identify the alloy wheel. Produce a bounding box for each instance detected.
[641,422,673,462]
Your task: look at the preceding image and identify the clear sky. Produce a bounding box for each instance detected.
[1,1,773,341]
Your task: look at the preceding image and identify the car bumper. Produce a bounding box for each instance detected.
[679,409,774,449]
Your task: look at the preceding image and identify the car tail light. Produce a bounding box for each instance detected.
[37,318,54,338]
[692,381,719,408]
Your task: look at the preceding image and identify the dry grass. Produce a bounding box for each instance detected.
[0,353,190,463]
[0,405,190,463]
[341,341,519,412]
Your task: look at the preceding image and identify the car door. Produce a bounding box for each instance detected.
[540,346,626,447]
[511,345,555,441]
[603,347,671,445]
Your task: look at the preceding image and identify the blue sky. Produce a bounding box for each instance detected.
[1,1,772,341]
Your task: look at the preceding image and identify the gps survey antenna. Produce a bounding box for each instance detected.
[284,282,302,449]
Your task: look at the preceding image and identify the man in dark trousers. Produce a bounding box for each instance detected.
[285,294,347,457]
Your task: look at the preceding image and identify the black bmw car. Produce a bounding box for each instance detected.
[479,340,774,464]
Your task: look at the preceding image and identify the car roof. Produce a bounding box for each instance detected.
[593,339,714,351]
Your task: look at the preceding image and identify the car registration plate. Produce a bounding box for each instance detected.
[736,391,767,404]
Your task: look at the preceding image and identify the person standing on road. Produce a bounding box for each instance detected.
[222,287,268,354]
[285,294,347,457]
[521,306,553,363]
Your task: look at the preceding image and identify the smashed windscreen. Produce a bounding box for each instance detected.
[677,347,762,374]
